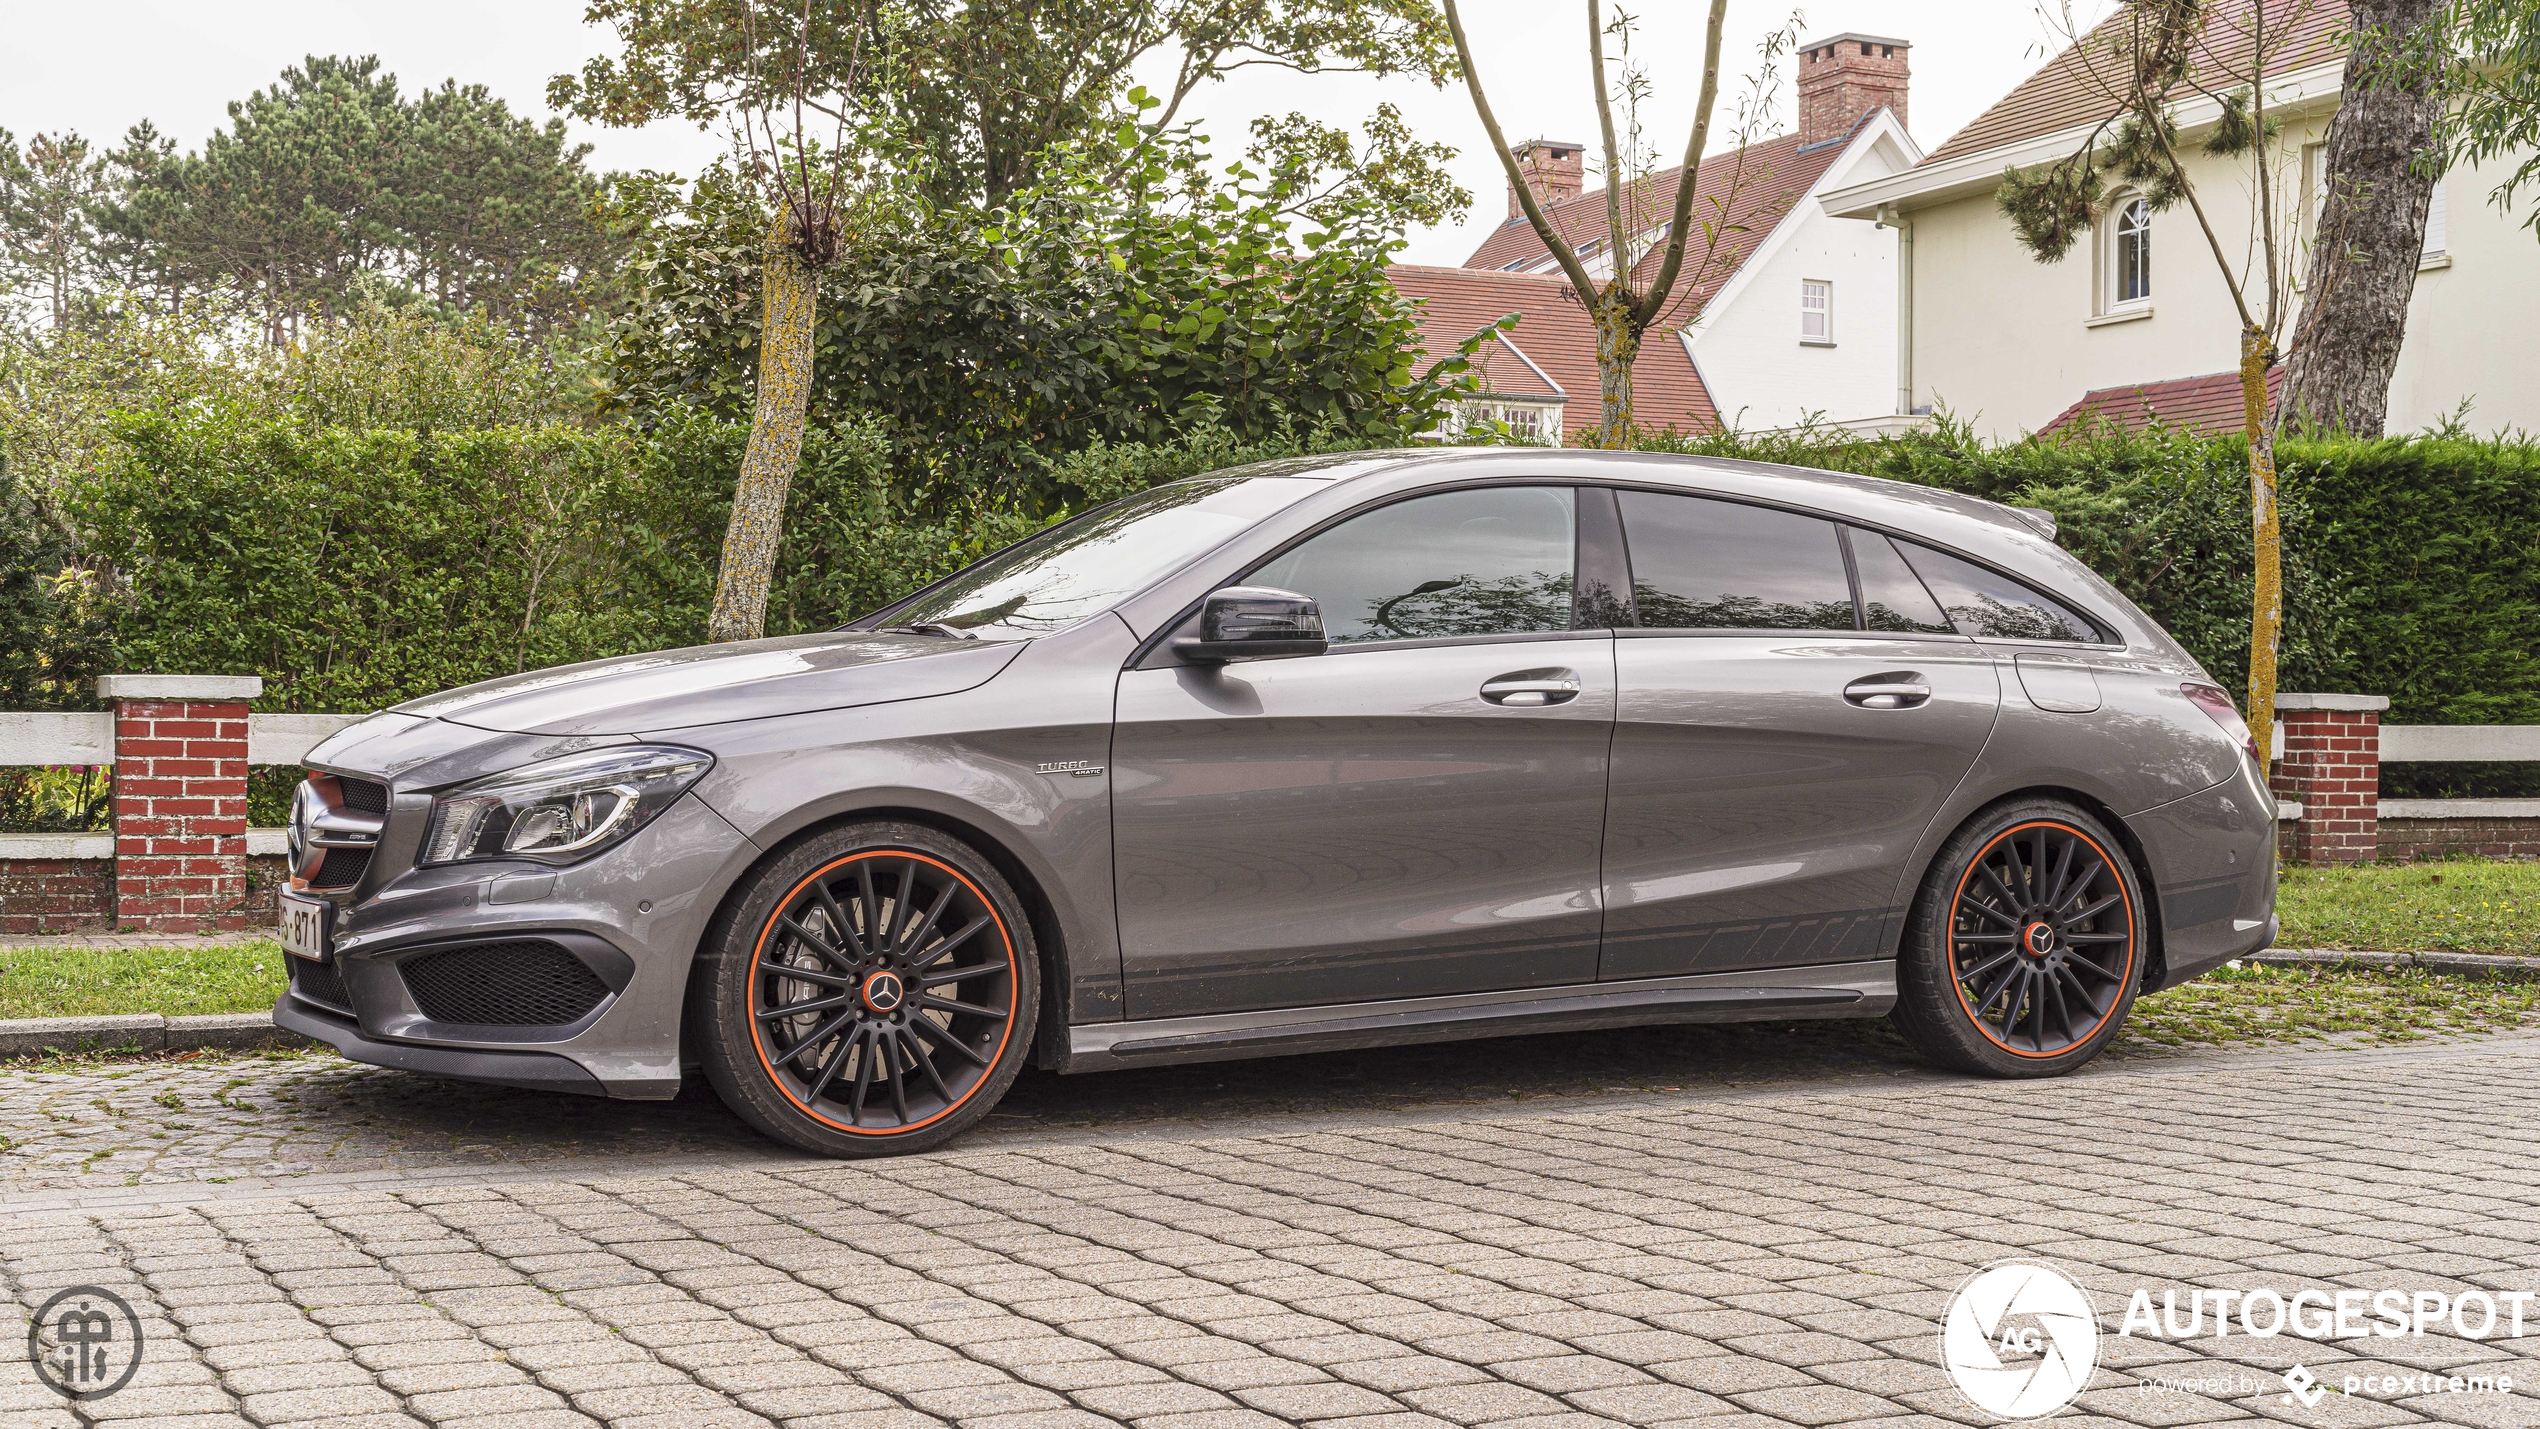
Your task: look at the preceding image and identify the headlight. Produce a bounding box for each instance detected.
[420,745,713,867]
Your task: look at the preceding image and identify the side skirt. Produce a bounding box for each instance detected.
[1062,961,1897,1073]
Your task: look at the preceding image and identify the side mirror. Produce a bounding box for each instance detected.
[1172,586,1328,664]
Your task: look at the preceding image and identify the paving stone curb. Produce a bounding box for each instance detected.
[0,1010,308,1058]
[2249,945,2540,974]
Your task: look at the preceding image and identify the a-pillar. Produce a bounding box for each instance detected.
[98,674,262,932]
[2274,692,2387,865]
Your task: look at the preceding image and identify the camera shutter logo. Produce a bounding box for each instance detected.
[26,1285,145,1401]
[1940,1261,2100,1420]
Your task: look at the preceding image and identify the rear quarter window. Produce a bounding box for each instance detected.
[1896,541,2103,643]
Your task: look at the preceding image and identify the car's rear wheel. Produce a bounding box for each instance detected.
[694,821,1038,1156]
[1892,799,2144,1077]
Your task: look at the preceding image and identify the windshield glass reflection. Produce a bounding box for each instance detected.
[881,477,1323,641]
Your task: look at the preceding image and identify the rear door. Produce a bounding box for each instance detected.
[1598,492,2002,980]
[1111,484,1617,1019]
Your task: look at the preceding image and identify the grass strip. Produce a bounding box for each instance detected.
[0,940,286,1020]
[2277,857,2540,956]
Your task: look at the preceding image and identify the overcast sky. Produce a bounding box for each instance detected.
[0,0,2116,267]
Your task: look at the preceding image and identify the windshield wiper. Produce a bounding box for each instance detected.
[875,622,979,640]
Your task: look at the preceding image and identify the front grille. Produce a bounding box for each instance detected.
[290,959,354,1014]
[400,941,611,1027]
[337,777,389,814]
[309,845,370,890]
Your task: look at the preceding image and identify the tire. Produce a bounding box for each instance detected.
[1891,798,2146,1077]
[693,820,1039,1157]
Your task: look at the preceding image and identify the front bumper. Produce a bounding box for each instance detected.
[275,995,610,1095]
[279,787,760,1100]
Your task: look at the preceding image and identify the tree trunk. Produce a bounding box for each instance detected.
[706,216,819,644]
[1592,288,1638,449]
[2240,325,2285,769]
[2279,0,2443,436]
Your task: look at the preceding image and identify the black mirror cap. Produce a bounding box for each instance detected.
[1173,586,1329,663]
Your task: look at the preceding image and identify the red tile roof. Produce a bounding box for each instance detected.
[1926,0,2344,163]
[1458,124,1855,329]
[2039,367,2285,436]
[1389,264,1720,435]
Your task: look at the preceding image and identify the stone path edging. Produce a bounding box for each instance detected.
[0,1010,307,1058]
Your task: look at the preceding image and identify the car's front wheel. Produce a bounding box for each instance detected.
[694,821,1038,1156]
[1891,798,2145,1077]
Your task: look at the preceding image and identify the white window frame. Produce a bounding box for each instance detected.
[1800,279,1834,345]
[2106,195,2152,312]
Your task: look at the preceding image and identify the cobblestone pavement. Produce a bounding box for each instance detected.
[4,1032,2540,1429]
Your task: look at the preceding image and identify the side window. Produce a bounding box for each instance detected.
[1896,541,2100,643]
[1846,528,1954,634]
[1249,486,1576,644]
[1617,491,1856,631]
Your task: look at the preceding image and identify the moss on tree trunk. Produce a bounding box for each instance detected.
[707,216,818,643]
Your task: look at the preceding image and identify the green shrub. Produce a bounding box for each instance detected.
[60,403,1397,713]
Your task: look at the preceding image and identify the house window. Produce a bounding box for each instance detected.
[1800,280,1833,344]
[2109,196,2152,308]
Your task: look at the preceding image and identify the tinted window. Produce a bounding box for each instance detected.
[887,476,1322,640]
[1250,486,1576,644]
[1897,541,2100,642]
[1618,492,1856,631]
[1847,529,1954,634]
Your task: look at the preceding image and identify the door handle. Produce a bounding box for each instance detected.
[1482,670,1583,706]
[1844,676,1932,709]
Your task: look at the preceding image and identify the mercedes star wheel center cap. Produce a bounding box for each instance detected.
[861,969,905,1015]
[2023,921,2056,957]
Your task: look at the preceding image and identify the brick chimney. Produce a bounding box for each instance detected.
[1509,139,1586,219]
[1797,33,1909,148]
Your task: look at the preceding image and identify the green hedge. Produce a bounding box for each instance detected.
[13,408,2540,735]
[55,407,1390,713]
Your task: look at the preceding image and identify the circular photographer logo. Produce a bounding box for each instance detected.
[26,1285,144,1401]
[1941,1260,2100,1420]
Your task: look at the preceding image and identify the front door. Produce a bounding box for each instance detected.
[1597,491,2003,980]
[1112,484,1616,1019]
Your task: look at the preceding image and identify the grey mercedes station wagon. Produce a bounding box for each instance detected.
[278,450,2278,1156]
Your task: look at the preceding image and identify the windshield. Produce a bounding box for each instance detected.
[876,476,1325,641]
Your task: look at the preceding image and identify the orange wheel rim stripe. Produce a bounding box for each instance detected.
[747,849,1018,1135]
[1948,820,2137,1058]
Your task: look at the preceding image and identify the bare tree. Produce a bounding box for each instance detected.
[1998,0,2324,764]
[556,0,878,643]
[2279,0,2445,435]
[1440,1,1795,448]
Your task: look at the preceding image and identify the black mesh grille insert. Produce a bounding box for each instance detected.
[400,941,611,1026]
[337,777,389,814]
[290,958,353,1014]
[309,846,370,890]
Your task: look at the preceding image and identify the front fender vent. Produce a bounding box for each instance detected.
[400,940,612,1027]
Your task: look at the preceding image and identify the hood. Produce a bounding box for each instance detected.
[393,631,1025,736]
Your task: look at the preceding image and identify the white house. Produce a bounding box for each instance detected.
[1820,5,2540,439]
[1393,32,1928,439]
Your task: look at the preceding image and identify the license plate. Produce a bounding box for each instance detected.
[279,892,331,962]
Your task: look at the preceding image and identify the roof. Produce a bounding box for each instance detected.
[2039,367,2286,437]
[1459,122,1857,323]
[1387,264,1720,434]
[1926,0,2344,164]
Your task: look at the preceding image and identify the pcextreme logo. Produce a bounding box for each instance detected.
[1939,1261,2101,1420]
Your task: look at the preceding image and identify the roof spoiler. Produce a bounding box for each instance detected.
[2009,505,2058,539]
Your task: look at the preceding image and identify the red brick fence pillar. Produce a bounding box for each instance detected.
[97,674,262,933]
[2273,692,2387,866]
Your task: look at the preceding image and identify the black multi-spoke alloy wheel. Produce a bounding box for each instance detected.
[696,822,1038,1156]
[1891,799,2144,1077]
